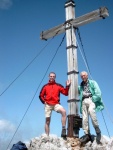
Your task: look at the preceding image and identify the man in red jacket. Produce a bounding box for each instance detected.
[39,72,71,137]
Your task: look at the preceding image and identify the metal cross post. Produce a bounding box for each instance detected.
[40,0,109,137]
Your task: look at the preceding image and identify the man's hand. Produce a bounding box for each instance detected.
[66,80,71,87]
[82,91,92,98]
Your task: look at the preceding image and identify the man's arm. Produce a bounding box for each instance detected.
[92,80,101,102]
[59,80,71,96]
[39,86,46,104]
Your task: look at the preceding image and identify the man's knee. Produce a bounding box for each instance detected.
[46,117,50,125]
[59,108,66,116]
[89,108,95,115]
[63,109,66,115]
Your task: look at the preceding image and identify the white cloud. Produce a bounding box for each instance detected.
[0,0,13,9]
[0,119,15,133]
[0,119,33,150]
[0,120,16,149]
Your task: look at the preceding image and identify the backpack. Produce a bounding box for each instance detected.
[10,141,28,150]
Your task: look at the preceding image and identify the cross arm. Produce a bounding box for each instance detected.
[40,23,66,40]
[40,7,109,40]
[71,7,109,28]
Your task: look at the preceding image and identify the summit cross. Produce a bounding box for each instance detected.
[40,0,109,137]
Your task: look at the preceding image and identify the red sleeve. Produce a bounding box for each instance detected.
[59,85,70,96]
[39,86,46,104]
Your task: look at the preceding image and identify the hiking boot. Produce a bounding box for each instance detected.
[61,128,66,137]
[80,134,91,144]
[95,127,101,143]
[88,133,93,143]
[96,134,101,144]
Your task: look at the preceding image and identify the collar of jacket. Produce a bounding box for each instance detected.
[48,80,56,85]
[81,79,89,86]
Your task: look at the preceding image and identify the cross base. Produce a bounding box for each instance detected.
[67,114,82,137]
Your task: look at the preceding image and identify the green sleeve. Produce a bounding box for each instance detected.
[92,81,101,102]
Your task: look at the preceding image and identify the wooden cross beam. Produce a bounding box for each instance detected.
[40,0,109,137]
[40,7,109,40]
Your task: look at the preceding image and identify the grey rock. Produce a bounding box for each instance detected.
[25,134,113,150]
[27,133,71,150]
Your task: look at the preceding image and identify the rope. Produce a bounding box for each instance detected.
[76,28,93,79]
[0,40,52,97]
[0,29,62,97]
[76,40,93,80]
[101,111,110,138]
[6,33,66,150]
[76,28,91,73]
[102,100,113,125]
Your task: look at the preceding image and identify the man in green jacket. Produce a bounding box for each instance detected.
[78,71,104,143]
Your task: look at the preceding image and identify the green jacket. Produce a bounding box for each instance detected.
[78,79,104,114]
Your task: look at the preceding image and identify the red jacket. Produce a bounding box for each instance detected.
[39,80,69,105]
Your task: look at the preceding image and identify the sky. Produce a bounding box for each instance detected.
[0,0,113,149]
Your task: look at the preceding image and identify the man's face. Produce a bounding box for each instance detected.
[81,73,88,82]
[49,73,56,82]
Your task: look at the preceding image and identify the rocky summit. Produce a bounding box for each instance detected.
[25,134,113,150]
